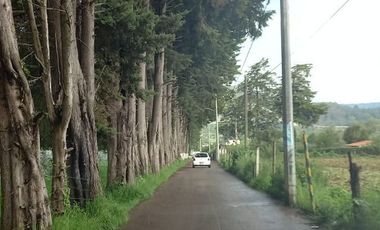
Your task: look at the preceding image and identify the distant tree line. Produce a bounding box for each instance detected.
[318,103,380,126]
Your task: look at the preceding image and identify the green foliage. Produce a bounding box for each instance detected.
[312,127,345,149]
[96,123,116,151]
[53,160,188,230]
[220,145,380,229]
[318,103,380,126]
[220,62,326,147]
[276,64,328,127]
[171,0,273,144]
[96,0,157,93]
[242,58,279,142]
[343,124,374,144]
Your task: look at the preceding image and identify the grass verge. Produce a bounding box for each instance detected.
[53,160,188,230]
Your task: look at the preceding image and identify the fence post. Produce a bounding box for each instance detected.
[255,147,260,177]
[303,132,316,213]
[272,141,277,175]
[348,150,362,227]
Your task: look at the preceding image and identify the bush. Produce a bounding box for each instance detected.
[343,124,374,144]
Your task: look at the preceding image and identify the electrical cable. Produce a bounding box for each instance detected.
[270,0,354,72]
[239,39,254,74]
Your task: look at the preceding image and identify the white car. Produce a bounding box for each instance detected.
[192,152,211,168]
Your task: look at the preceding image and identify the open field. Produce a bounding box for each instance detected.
[312,155,380,192]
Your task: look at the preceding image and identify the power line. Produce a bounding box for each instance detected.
[270,0,353,72]
[309,0,352,39]
[239,0,271,74]
[240,39,254,74]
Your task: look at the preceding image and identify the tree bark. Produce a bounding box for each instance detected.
[106,76,122,186]
[149,50,165,173]
[162,81,169,165]
[67,0,102,206]
[167,80,173,162]
[38,0,75,215]
[67,50,102,206]
[148,0,167,172]
[126,95,137,184]
[112,96,128,184]
[137,55,150,175]
[0,0,52,227]
[172,87,179,158]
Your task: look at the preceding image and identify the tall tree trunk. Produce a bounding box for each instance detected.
[149,0,167,172]
[67,0,102,206]
[137,56,150,175]
[0,0,52,227]
[149,50,164,173]
[162,82,169,165]
[27,0,73,214]
[167,80,173,162]
[127,95,137,184]
[106,76,122,186]
[172,87,179,158]
[48,0,74,214]
[109,94,137,185]
[114,98,127,183]
[179,114,187,153]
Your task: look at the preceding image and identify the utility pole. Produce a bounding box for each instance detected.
[244,74,248,148]
[281,0,296,206]
[199,136,202,152]
[208,124,211,153]
[215,97,220,161]
[235,121,238,140]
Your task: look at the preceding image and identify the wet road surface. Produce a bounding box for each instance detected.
[123,162,313,230]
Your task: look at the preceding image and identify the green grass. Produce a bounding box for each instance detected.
[220,146,380,230]
[0,159,187,229]
[53,160,188,229]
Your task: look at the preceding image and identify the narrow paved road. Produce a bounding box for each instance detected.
[123,162,313,230]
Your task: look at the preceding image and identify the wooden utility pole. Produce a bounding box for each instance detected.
[303,133,316,212]
[208,124,211,152]
[272,141,277,175]
[281,0,297,206]
[199,136,202,152]
[255,147,260,177]
[348,150,362,228]
[215,97,220,161]
[235,121,238,140]
[244,74,248,148]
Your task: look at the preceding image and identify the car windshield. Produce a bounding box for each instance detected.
[195,153,208,158]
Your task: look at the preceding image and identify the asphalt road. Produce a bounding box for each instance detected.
[123,162,314,230]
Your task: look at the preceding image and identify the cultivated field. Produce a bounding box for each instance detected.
[312,154,380,192]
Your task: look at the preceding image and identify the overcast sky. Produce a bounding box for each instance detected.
[237,0,380,104]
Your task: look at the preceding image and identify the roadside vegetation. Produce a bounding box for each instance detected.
[220,141,380,230]
[209,54,380,230]
[0,155,188,229]
[53,159,188,230]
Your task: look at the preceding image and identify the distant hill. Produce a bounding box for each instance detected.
[344,102,380,109]
[318,102,380,126]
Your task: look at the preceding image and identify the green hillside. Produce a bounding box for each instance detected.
[318,102,380,125]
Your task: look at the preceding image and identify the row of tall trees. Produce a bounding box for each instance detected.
[0,0,272,229]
